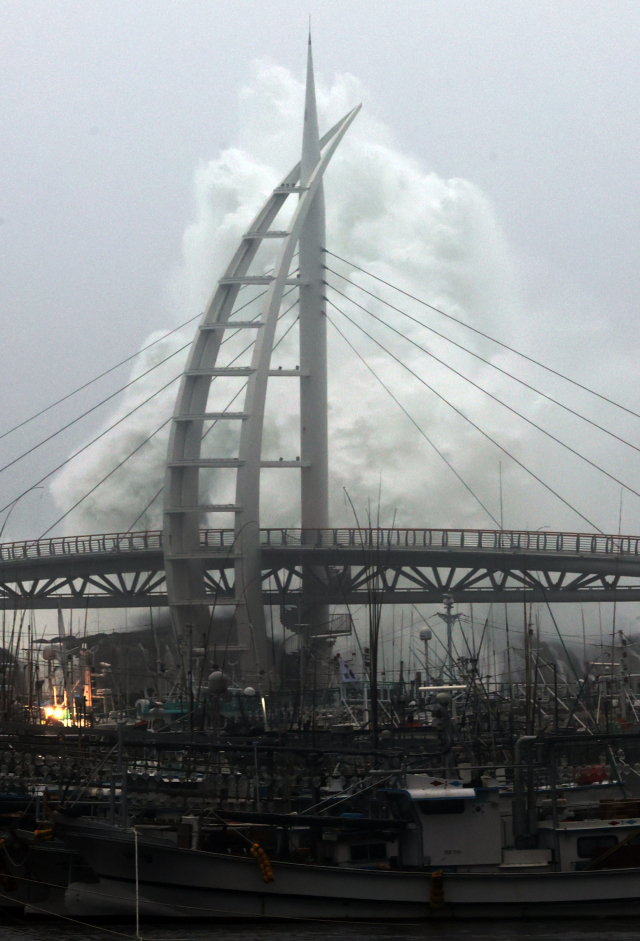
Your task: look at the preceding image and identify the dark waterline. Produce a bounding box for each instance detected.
[2,920,640,941]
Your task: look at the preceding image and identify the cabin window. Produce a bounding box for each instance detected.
[576,835,618,858]
[418,799,465,816]
[349,842,387,862]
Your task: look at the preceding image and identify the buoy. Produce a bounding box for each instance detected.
[250,842,274,882]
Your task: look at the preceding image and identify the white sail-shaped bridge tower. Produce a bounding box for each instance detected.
[163,44,360,681]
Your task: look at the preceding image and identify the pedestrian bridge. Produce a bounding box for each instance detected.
[1,527,639,609]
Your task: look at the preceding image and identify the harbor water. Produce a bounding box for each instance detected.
[0,921,640,941]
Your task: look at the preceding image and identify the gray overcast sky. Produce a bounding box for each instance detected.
[1,0,640,540]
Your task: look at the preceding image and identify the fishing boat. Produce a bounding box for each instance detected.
[56,766,640,921]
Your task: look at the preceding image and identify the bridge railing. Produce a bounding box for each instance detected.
[1,527,640,562]
[0,530,165,562]
[258,528,640,556]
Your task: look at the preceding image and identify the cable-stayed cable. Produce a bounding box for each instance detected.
[0,312,200,443]
[7,312,273,528]
[0,274,273,444]
[325,284,640,506]
[0,284,298,479]
[0,372,183,521]
[324,249,640,424]
[44,292,300,537]
[0,341,191,476]
[125,383,251,533]
[325,295,603,533]
[38,418,175,539]
[325,269,640,457]
[327,314,500,527]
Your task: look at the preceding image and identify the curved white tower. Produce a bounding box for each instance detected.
[163,44,360,682]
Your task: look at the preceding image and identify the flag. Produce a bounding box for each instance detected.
[339,657,357,682]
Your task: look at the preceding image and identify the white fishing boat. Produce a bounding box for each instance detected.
[57,773,640,920]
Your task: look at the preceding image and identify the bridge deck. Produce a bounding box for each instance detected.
[1,528,639,608]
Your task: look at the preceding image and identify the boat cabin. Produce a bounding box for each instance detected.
[384,776,502,871]
[538,817,640,872]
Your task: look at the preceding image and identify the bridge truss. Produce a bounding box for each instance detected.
[2,528,640,609]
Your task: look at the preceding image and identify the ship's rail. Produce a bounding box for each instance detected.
[1,527,640,563]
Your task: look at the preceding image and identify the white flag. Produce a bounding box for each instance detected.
[339,657,357,682]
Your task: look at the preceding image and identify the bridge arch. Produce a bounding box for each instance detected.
[162,50,360,680]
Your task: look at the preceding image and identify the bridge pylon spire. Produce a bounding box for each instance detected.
[299,35,328,533]
[298,35,330,645]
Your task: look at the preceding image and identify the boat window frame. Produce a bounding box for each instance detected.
[576,834,618,859]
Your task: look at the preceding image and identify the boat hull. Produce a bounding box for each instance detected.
[58,820,640,921]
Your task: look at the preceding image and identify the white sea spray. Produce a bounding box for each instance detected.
[50,60,519,536]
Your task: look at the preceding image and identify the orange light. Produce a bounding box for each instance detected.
[43,705,66,721]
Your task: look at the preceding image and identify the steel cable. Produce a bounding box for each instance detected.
[327,313,500,526]
[325,284,640,507]
[41,296,300,536]
[324,248,640,423]
[325,267,640,457]
[125,302,300,532]
[325,295,603,533]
